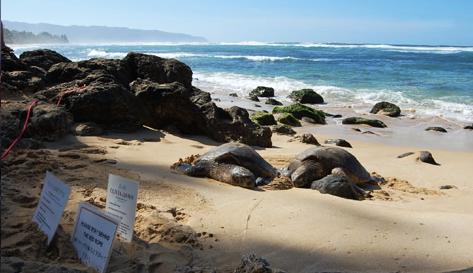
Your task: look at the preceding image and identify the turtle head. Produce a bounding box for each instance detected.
[173,163,194,175]
[230,166,257,189]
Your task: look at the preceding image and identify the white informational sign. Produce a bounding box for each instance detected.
[105,174,139,242]
[72,202,119,273]
[32,171,71,245]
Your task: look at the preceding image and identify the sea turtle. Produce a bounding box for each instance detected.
[283,146,372,198]
[174,143,277,189]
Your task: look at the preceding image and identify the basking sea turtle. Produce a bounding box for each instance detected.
[174,143,277,189]
[283,146,372,199]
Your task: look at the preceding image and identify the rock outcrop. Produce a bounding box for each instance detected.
[19,49,71,70]
[131,79,272,147]
[2,49,273,147]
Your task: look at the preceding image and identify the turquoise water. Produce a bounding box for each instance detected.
[13,42,473,122]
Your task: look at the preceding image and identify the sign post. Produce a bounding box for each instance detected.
[72,202,119,273]
[105,174,139,242]
[32,171,71,245]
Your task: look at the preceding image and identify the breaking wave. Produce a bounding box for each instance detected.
[193,71,473,122]
[85,49,343,62]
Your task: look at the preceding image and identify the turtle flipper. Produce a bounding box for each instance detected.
[174,162,209,177]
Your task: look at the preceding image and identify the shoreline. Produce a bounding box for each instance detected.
[205,91,473,152]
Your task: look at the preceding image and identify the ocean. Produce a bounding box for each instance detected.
[12,42,473,122]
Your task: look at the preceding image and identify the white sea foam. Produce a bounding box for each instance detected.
[216,42,473,54]
[86,49,127,58]
[150,52,208,58]
[85,50,345,62]
[193,71,473,122]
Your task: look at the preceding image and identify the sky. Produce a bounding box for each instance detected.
[2,0,473,45]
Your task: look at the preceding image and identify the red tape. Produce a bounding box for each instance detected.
[1,100,39,160]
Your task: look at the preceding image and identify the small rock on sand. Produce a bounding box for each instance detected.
[324,139,352,148]
[73,122,103,136]
[272,124,296,135]
[425,126,447,133]
[417,151,440,165]
[439,184,457,190]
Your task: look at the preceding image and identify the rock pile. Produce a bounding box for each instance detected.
[1,47,272,148]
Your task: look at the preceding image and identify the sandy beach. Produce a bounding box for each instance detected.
[2,124,473,272]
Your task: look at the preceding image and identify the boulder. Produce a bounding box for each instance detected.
[40,73,142,131]
[249,86,274,97]
[342,117,387,128]
[1,46,27,71]
[131,79,272,147]
[288,89,324,104]
[464,124,473,130]
[425,126,447,133]
[46,58,131,86]
[251,112,277,126]
[73,122,103,136]
[417,151,440,165]
[1,70,45,93]
[273,103,325,124]
[0,101,72,147]
[370,101,401,117]
[265,98,283,105]
[276,113,301,127]
[299,133,320,145]
[26,103,73,140]
[229,93,238,97]
[19,49,71,70]
[272,124,296,135]
[122,52,193,87]
[324,138,352,148]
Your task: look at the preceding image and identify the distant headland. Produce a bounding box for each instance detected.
[3,20,207,43]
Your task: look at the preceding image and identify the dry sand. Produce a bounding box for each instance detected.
[1,126,473,272]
